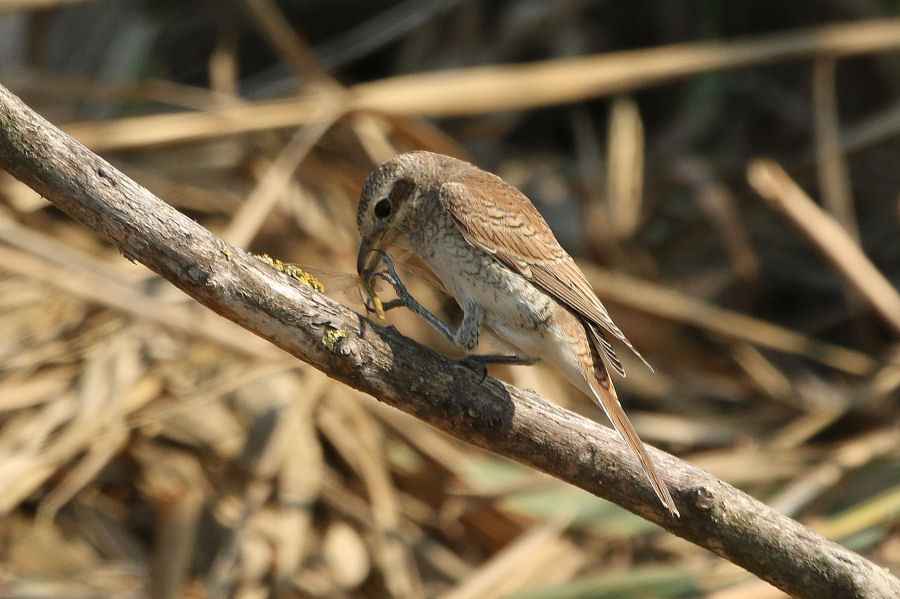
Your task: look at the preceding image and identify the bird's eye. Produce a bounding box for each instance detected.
[374,199,391,219]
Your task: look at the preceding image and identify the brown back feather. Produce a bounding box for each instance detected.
[438,168,647,374]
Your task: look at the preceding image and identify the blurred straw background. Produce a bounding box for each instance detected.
[2,2,900,598]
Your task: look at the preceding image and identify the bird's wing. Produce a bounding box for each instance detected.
[438,172,648,374]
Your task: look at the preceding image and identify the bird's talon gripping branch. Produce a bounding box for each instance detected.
[454,354,538,383]
[453,355,489,382]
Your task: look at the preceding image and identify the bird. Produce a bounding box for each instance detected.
[356,151,678,517]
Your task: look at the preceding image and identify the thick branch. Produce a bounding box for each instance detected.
[0,84,897,599]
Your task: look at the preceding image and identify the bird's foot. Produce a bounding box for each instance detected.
[453,355,489,382]
[359,250,414,317]
[367,253,460,343]
[368,251,415,309]
[453,354,538,383]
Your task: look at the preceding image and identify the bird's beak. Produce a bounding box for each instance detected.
[356,237,382,278]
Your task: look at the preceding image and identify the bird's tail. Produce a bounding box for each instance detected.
[584,326,679,517]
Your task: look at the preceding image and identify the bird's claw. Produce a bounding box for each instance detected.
[359,249,410,317]
[454,356,489,383]
[364,288,403,313]
[379,299,405,312]
[370,255,417,311]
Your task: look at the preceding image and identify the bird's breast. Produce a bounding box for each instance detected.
[413,229,553,343]
[405,199,556,348]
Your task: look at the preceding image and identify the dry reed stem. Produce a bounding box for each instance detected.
[274,404,323,594]
[812,484,900,540]
[810,58,872,343]
[348,18,900,115]
[2,82,898,599]
[842,101,900,153]
[675,158,761,282]
[438,512,579,599]
[139,445,205,599]
[580,263,878,375]
[768,428,900,517]
[237,0,328,82]
[221,117,336,248]
[237,0,402,168]
[748,159,900,336]
[0,0,94,14]
[812,58,858,239]
[61,18,900,151]
[319,394,421,598]
[0,238,278,359]
[730,344,793,404]
[607,96,644,238]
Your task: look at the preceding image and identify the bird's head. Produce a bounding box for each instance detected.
[356,151,467,276]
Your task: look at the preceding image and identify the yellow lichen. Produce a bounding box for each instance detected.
[321,328,346,351]
[221,248,233,261]
[253,253,325,292]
